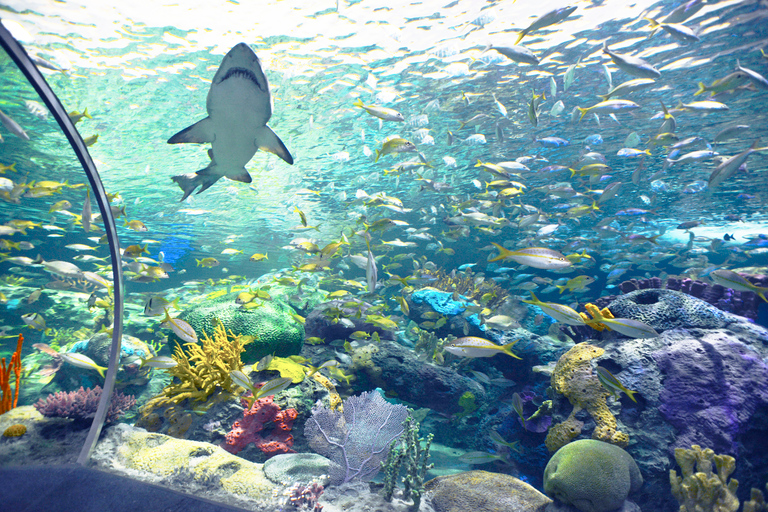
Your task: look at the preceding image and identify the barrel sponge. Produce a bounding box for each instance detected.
[544,439,643,512]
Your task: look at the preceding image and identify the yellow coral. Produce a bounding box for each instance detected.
[670,445,739,512]
[579,303,614,331]
[3,423,26,437]
[546,342,628,452]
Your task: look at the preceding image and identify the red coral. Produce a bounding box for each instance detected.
[223,395,297,456]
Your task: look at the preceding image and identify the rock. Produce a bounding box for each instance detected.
[355,340,486,415]
[652,327,768,454]
[178,292,304,363]
[92,423,275,509]
[425,470,552,512]
[543,439,642,512]
[304,299,396,342]
[263,453,331,485]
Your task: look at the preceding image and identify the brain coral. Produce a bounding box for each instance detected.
[607,289,730,331]
[178,292,304,363]
[544,439,643,512]
[546,342,629,452]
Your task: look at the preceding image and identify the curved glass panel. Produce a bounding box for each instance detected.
[1,1,768,511]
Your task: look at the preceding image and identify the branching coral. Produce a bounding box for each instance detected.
[0,333,23,414]
[580,303,614,331]
[150,320,246,407]
[545,342,629,452]
[415,267,509,310]
[670,444,739,512]
[412,327,455,364]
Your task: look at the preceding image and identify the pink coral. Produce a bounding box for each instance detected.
[222,395,297,456]
[33,386,135,423]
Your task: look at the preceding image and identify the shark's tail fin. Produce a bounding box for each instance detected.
[172,168,223,202]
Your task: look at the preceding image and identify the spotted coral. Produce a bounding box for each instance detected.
[545,342,628,453]
[3,423,27,437]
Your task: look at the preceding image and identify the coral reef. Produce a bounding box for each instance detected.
[178,291,304,362]
[0,333,23,414]
[223,395,298,456]
[304,390,408,485]
[670,444,739,512]
[546,343,628,452]
[413,267,509,310]
[424,470,552,512]
[544,439,643,512]
[33,386,136,424]
[303,299,395,342]
[411,327,455,363]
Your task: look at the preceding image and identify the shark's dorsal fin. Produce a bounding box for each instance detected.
[255,125,294,165]
[168,117,214,144]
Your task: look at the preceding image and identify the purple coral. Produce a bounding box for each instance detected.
[34,386,135,424]
[286,481,324,511]
[304,391,408,485]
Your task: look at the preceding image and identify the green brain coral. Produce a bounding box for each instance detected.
[177,291,304,363]
[544,439,643,512]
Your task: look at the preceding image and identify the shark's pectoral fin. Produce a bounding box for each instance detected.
[168,117,215,144]
[255,125,294,164]
[228,168,253,184]
[171,165,224,201]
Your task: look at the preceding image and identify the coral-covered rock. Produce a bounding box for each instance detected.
[304,299,396,342]
[607,289,731,331]
[178,292,304,363]
[33,386,135,424]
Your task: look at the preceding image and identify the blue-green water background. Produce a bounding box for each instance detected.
[1,0,767,371]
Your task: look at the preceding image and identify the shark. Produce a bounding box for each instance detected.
[168,43,293,201]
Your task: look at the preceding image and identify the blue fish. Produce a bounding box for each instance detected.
[585,134,603,145]
[535,136,569,148]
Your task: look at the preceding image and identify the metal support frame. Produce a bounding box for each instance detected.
[0,20,125,464]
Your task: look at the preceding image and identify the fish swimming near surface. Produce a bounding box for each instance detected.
[168,43,293,200]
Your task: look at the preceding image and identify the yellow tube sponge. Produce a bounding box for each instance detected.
[545,342,629,453]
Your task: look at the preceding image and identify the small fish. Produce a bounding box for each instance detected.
[250,253,268,262]
[710,269,768,302]
[555,275,595,294]
[576,99,640,121]
[444,337,521,360]
[375,137,416,162]
[489,243,571,270]
[84,134,98,146]
[124,219,148,232]
[352,99,405,122]
[124,244,149,258]
[602,42,660,78]
[221,248,243,256]
[486,44,539,65]
[596,366,638,403]
[22,312,47,330]
[511,392,526,428]
[144,296,179,316]
[458,451,507,465]
[735,60,768,91]
[59,352,107,378]
[643,17,700,42]
[585,309,659,339]
[0,109,30,140]
[139,355,178,369]
[49,200,72,213]
[522,292,586,326]
[161,308,198,343]
[68,108,92,124]
[196,257,220,268]
[514,6,578,45]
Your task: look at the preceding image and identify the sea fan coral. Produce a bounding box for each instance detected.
[34,386,136,424]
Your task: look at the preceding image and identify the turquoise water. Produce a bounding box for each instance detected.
[1,0,768,509]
